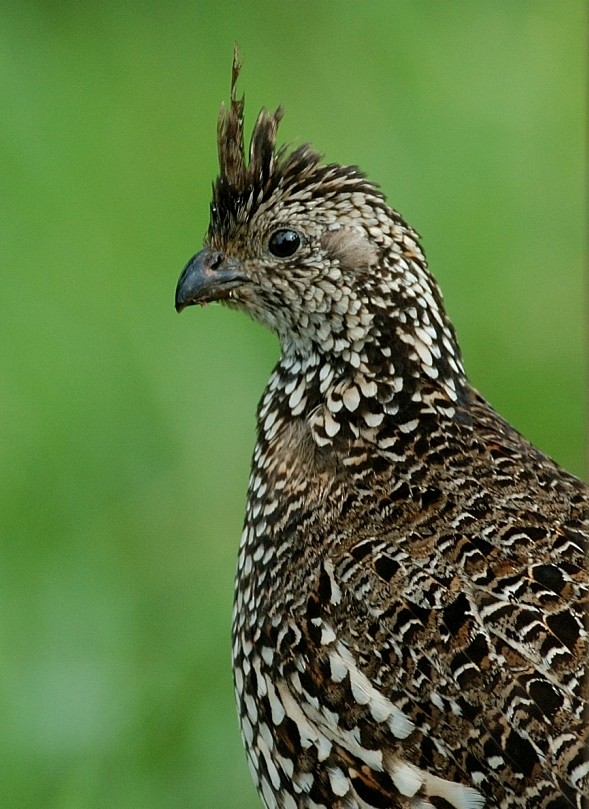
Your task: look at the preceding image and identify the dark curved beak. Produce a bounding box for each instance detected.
[175,248,249,312]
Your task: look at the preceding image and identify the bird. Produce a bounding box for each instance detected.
[175,51,588,809]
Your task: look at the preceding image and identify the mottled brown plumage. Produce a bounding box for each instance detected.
[175,52,588,809]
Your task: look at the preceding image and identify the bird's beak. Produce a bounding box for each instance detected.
[175,248,249,312]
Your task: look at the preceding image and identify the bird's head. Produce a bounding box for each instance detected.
[176,52,466,405]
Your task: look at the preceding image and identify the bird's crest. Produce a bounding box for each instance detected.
[210,47,383,240]
[212,47,284,234]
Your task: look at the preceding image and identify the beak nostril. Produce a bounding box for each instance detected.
[210,251,223,271]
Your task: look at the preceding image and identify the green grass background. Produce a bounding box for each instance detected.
[1,2,586,807]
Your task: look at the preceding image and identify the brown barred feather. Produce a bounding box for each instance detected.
[175,54,588,809]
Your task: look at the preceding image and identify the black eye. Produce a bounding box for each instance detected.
[268,229,301,258]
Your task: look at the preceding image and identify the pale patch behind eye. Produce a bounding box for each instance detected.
[321,227,378,273]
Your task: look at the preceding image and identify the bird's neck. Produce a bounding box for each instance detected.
[258,333,470,452]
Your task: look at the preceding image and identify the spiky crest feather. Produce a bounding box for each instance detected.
[210,47,385,239]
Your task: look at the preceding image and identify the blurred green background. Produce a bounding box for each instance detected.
[1,2,586,807]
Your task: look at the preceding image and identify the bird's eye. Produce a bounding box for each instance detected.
[268,229,301,258]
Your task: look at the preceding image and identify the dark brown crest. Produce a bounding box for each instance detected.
[209,47,382,239]
[211,47,285,235]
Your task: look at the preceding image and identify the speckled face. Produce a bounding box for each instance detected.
[214,188,368,317]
